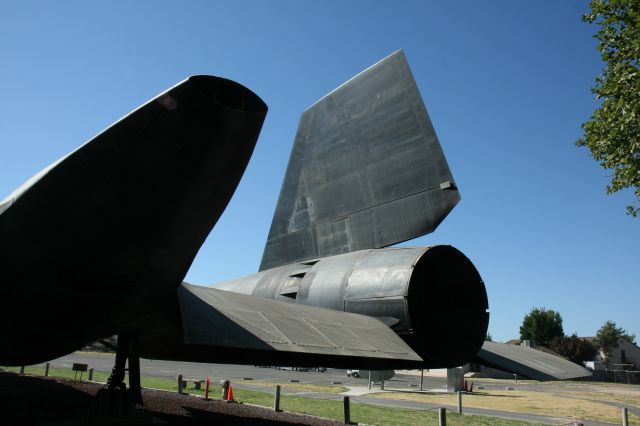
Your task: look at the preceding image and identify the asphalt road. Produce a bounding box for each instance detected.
[36,352,447,389]
[34,353,577,393]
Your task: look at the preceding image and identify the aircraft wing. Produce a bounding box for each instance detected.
[0,75,268,365]
[476,341,592,381]
[139,283,423,369]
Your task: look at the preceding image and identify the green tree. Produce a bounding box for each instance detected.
[548,334,597,364]
[578,0,640,217]
[519,307,564,347]
[595,320,637,365]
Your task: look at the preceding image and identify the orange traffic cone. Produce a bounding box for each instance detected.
[226,384,235,403]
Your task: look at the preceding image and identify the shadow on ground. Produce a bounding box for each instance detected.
[0,372,339,425]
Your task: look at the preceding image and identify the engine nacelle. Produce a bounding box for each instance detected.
[212,245,488,368]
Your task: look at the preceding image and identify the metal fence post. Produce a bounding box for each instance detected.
[457,389,462,413]
[88,368,94,381]
[622,407,628,426]
[274,385,281,412]
[368,370,371,390]
[44,363,50,377]
[438,407,446,426]
[177,374,183,395]
[420,369,424,391]
[343,396,350,424]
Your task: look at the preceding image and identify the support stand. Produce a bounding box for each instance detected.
[128,335,143,405]
[97,333,142,415]
[106,334,130,391]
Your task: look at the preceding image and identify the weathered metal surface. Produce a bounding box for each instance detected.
[142,283,424,369]
[260,49,460,271]
[3,52,489,374]
[477,341,593,380]
[0,76,267,365]
[213,245,489,369]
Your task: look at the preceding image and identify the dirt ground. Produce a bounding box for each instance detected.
[0,372,342,425]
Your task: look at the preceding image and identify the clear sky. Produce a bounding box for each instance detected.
[1,1,637,343]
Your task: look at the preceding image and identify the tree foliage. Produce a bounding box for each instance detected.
[595,320,637,365]
[578,0,640,216]
[548,334,597,364]
[519,307,564,347]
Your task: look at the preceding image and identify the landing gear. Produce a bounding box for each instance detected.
[97,334,142,414]
[106,334,129,391]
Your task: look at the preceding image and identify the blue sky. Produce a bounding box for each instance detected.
[1,1,637,343]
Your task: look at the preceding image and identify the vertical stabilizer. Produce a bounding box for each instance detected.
[260,50,459,271]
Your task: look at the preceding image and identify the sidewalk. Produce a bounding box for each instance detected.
[341,385,448,396]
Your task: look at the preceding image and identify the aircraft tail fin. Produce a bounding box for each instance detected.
[260,50,459,271]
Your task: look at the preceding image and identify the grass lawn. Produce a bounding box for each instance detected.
[2,365,552,425]
[232,390,548,426]
[236,379,347,394]
[374,387,640,425]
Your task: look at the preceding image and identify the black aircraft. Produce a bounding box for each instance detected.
[2,51,579,404]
